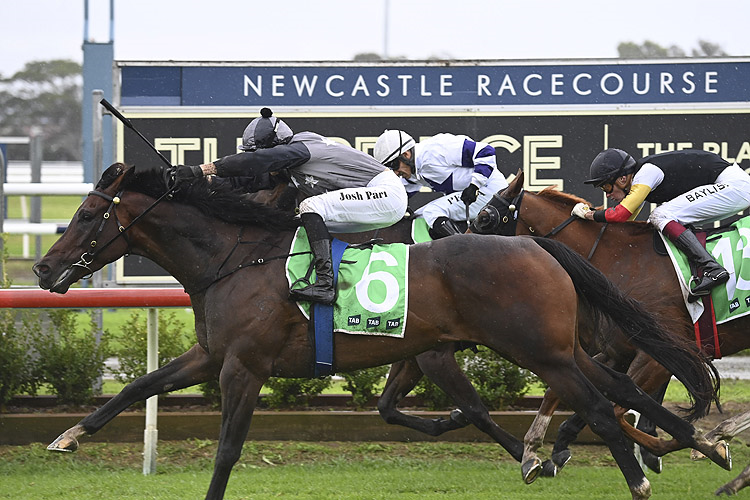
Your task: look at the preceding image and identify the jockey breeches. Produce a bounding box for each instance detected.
[298,169,408,233]
[648,163,750,231]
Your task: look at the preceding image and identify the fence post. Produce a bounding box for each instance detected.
[143,308,159,475]
[0,145,5,283]
[29,132,43,261]
[91,90,105,392]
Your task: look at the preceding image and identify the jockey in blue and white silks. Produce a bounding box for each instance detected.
[374,131,508,238]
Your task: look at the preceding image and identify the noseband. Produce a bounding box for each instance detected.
[472,187,608,261]
[471,190,524,236]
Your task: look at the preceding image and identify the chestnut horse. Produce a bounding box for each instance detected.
[33,163,729,500]
[472,170,746,471]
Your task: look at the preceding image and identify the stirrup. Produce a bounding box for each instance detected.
[687,270,729,302]
[289,283,335,305]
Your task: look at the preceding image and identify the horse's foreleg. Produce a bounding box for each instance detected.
[521,387,561,481]
[48,344,217,453]
[377,356,461,436]
[716,463,750,496]
[692,410,750,460]
[205,356,266,500]
[416,345,527,463]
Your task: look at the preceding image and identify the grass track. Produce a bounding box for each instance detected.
[2,440,748,499]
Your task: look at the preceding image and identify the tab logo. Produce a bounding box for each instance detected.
[348,315,361,326]
[367,317,381,328]
[730,299,741,313]
[386,318,401,330]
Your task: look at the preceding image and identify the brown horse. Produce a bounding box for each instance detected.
[33,163,729,500]
[472,170,746,469]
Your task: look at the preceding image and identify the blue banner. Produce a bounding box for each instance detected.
[121,61,750,107]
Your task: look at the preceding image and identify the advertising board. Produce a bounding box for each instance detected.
[114,59,750,284]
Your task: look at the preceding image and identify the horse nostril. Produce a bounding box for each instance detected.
[32,263,47,277]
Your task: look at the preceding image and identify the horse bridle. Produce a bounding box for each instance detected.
[472,188,609,261]
[71,183,178,278]
[471,190,524,236]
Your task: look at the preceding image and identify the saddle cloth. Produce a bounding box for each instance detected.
[286,227,410,338]
[659,216,750,327]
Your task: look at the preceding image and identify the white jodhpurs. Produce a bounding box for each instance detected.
[648,163,750,231]
[298,169,408,233]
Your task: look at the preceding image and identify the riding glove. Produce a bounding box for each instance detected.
[175,165,204,183]
[460,184,479,206]
[571,202,591,219]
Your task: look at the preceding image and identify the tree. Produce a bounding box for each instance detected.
[618,40,728,59]
[0,59,82,161]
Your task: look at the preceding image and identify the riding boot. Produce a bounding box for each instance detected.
[671,228,729,299]
[428,216,461,239]
[289,213,336,305]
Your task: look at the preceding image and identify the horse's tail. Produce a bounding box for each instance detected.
[529,235,719,421]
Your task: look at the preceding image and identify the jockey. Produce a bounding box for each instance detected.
[373,130,508,239]
[175,108,407,305]
[572,148,750,299]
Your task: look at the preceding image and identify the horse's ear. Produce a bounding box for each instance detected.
[516,168,524,182]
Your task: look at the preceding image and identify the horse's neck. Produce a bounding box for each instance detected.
[128,205,286,293]
[521,194,648,263]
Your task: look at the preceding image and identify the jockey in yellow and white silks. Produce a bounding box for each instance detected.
[572,148,750,299]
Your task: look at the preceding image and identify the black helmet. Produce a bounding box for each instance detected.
[239,108,294,151]
[584,148,636,186]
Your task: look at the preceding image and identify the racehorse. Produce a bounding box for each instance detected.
[471,170,748,471]
[33,163,730,500]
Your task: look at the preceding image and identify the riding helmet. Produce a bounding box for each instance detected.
[239,108,294,151]
[584,148,637,186]
[373,130,416,169]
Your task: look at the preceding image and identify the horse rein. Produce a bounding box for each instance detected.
[479,187,608,261]
[71,184,178,278]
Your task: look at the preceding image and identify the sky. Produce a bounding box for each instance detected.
[1,0,749,77]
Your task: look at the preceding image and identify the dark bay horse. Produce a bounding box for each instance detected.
[472,170,747,470]
[33,163,730,500]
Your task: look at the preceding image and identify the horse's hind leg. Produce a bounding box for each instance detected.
[538,361,652,499]
[634,381,670,473]
[48,344,217,453]
[205,356,266,500]
[575,351,731,470]
[378,350,468,436]
[415,346,526,463]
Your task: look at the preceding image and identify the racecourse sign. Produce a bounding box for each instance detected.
[114,58,750,283]
[120,61,750,107]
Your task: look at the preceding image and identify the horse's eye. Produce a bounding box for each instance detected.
[78,210,95,223]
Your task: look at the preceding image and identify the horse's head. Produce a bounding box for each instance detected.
[471,169,525,236]
[33,163,146,293]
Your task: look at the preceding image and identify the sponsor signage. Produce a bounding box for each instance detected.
[114,60,750,283]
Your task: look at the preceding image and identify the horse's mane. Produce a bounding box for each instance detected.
[536,187,654,238]
[98,163,300,232]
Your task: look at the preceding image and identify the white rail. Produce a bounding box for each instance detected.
[4,183,93,196]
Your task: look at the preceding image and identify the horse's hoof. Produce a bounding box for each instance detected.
[539,460,558,478]
[691,449,707,461]
[47,433,78,453]
[715,484,737,496]
[522,457,542,484]
[551,449,571,470]
[642,453,662,474]
[710,440,732,471]
[449,409,470,427]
